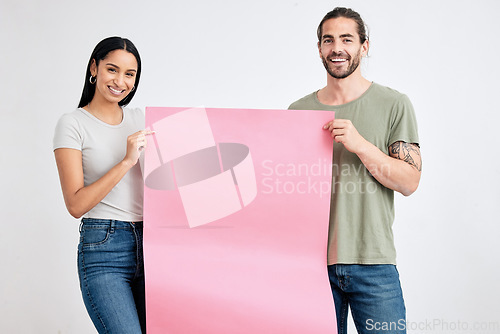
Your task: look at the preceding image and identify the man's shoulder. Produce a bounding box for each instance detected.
[288,91,318,110]
[370,83,409,103]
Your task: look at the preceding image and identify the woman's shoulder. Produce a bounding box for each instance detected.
[123,106,145,127]
[53,109,88,150]
[55,108,86,129]
[124,106,144,115]
[57,108,89,123]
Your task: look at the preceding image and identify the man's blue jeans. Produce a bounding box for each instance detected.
[78,218,146,334]
[328,264,406,334]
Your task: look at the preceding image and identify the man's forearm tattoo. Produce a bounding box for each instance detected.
[390,142,422,171]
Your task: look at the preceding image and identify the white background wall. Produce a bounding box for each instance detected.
[1,0,499,333]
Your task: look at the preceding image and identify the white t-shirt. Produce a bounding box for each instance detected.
[53,107,144,221]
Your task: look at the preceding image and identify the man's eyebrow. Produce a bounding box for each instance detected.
[105,63,137,72]
[322,33,355,40]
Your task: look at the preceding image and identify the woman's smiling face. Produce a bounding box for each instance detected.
[90,49,138,104]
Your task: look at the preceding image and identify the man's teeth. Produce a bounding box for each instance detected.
[330,59,347,62]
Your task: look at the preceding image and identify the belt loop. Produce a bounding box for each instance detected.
[79,220,84,233]
[110,220,115,233]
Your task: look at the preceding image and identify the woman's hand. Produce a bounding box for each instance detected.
[123,130,155,166]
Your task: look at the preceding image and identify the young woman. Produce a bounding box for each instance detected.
[53,37,154,333]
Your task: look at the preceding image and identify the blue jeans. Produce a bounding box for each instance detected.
[328,264,406,334]
[78,218,146,334]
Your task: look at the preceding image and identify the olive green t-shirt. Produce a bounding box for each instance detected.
[289,83,419,265]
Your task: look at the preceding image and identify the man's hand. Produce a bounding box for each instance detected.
[322,119,421,196]
[323,119,368,154]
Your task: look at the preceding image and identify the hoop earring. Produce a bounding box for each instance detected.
[89,76,96,84]
[131,86,135,91]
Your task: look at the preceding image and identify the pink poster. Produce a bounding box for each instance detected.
[143,107,336,333]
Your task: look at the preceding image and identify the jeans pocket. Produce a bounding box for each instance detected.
[80,225,111,248]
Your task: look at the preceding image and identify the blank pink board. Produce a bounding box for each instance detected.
[144,107,336,333]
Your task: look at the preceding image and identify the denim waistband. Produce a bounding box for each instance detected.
[80,218,143,231]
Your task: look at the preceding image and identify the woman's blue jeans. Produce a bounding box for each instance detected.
[328,264,407,334]
[78,218,146,334]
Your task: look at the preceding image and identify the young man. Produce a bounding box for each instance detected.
[289,7,421,334]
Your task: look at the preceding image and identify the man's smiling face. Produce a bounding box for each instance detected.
[318,17,368,79]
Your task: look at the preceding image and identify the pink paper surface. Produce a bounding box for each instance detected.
[179,170,241,228]
[151,107,215,162]
[144,107,336,333]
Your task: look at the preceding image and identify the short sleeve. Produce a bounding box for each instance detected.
[388,94,419,147]
[53,113,83,151]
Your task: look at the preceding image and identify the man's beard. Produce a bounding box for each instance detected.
[322,50,362,79]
